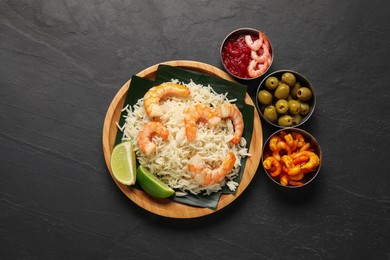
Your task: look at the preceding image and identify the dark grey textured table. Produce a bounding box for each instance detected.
[1,1,389,259]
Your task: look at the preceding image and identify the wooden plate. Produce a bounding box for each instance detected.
[102,60,263,218]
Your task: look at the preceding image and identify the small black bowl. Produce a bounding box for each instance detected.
[262,128,322,189]
[220,28,274,81]
[255,70,316,128]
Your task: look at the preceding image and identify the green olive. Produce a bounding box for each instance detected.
[275,99,289,114]
[278,115,293,127]
[288,100,301,115]
[281,72,296,87]
[300,102,310,116]
[263,105,278,123]
[297,87,312,101]
[257,90,273,106]
[291,114,302,125]
[274,83,290,100]
[290,82,301,99]
[264,76,279,91]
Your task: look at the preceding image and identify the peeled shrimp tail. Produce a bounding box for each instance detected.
[245,35,262,51]
[137,122,169,155]
[250,34,270,64]
[291,151,320,173]
[188,152,236,186]
[144,82,190,120]
[184,104,221,141]
[263,157,282,177]
[217,103,244,145]
[247,32,271,78]
[195,104,221,127]
[251,49,270,64]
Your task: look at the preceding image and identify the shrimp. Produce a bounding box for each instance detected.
[258,59,271,73]
[291,155,309,166]
[288,179,304,186]
[291,132,305,148]
[288,172,304,181]
[247,60,261,78]
[269,135,281,152]
[277,140,292,156]
[291,151,320,173]
[280,174,289,186]
[247,59,270,78]
[299,142,311,152]
[269,135,282,160]
[281,155,292,167]
[217,102,244,144]
[281,155,301,176]
[251,49,270,64]
[250,33,271,63]
[263,157,282,177]
[285,132,310,151]
[137,122,169,156]
[143,82,190,120]
[184,104,221,141]
[187,152,236,186]
[245,32,263,51]
[269,139,290,161]
[284,133,297,150]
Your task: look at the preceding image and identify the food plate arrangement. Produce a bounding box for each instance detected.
[102,60,263,218]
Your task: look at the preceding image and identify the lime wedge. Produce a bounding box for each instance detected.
[137,165,175,198]
[110,141,137,185]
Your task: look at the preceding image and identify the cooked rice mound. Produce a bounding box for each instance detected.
[120,79,250,196]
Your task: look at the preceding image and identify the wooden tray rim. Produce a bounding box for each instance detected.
[102,60,263,218]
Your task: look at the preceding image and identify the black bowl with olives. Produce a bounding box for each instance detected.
[255,70,316,128]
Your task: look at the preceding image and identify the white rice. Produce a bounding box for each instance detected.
[120,79,250,196]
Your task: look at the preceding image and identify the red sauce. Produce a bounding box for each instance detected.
[221,34,254,79]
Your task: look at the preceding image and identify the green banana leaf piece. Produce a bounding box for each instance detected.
[115,65,254,209]
[115,75,154,146]
[154,65,247,110]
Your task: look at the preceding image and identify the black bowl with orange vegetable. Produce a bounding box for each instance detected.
[256,70,316,128]
[262,128,322,189]
[220,28,274,81]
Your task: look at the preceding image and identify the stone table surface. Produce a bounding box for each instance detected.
[1,1,389,259]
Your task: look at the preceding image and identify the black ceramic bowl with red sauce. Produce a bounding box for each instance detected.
[220,28,274,81]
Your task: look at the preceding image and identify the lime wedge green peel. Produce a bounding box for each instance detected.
[137,165,175,198]
[110,141,137,186]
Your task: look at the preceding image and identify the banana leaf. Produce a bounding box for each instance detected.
[115,75,154,146]
[154,65,247,110]
[115,65,254,209]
